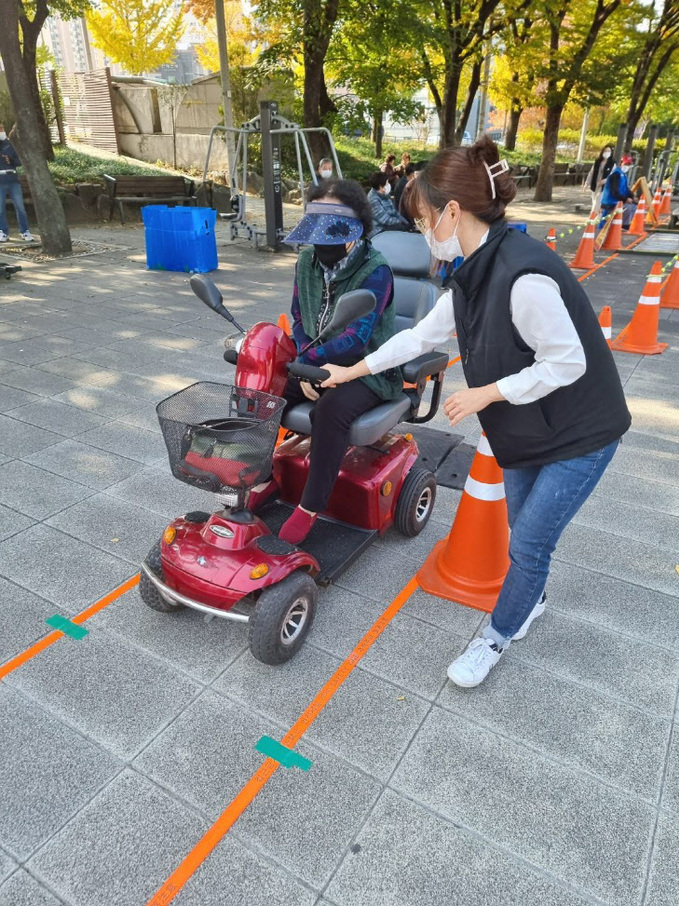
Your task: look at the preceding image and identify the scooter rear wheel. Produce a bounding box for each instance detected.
[394,468,437,537]
[140,541,186,614]
[248,571,318,665]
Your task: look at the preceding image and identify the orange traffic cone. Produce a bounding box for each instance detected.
[602,201,624,251]
[569,213,596,270]
[417,433,509,613]
[277,312,292,335]
[628,195,647,235]
[610,261,668,355]
[659,184,672,217]
[652,186,662,220]
[598,306,612,346]
[660,258,679,310]
[545,228,557,252]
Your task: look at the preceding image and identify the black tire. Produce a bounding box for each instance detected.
[139,541,185,614]
[394,468,437,537]
[248,571,318,665]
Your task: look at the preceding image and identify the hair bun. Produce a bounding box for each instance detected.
[466,134,500,167]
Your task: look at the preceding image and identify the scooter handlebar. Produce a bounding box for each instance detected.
[286,361,331,384]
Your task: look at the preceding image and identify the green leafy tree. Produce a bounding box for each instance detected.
[87,0,185,76]
[328,0,424,157]
[531,0,624,202]
[488,14,539,150]
[0,0,72,254]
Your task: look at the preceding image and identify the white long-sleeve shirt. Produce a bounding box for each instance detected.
[365,272,587,405]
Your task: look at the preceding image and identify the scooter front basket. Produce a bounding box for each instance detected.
[156,382,285,495]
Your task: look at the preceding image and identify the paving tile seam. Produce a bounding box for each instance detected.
[228,830,326,899]
[553,548,679,601]
[4,867,70,906]
[546,602,679,657]
[0,485,101,525]
[639,680,679,906]
[601,463,679,493]
[432,696,668,805]
[568,510,679,553]
[506,646,679,722]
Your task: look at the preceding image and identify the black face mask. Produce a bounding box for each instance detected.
[314,244,348,267]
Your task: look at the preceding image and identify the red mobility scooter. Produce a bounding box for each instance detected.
[140,241,448,665]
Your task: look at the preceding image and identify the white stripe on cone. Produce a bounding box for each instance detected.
[464,475,505,501]
[601,326,612,338]
[638,295,660,305]
[477,434,494,457]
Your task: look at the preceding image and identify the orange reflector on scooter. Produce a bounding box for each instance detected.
[250,563,270,580]
[163,526,177,545]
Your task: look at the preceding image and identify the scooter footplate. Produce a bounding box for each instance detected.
[258,500,376,587]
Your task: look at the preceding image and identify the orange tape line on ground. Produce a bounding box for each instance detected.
[0,574,140,681]
[576,226,659,282]
[447,355,461,368]
[147,575,420,906]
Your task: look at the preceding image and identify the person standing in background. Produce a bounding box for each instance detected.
[586,145,615,212]
[0,123,35,243]
[601,153,638,229]
[317,158,334,181]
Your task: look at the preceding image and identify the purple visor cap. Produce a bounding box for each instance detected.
[283,201,364,245]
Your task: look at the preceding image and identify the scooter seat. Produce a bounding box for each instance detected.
[282,394,412,447]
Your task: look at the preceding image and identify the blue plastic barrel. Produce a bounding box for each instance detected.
[142,205,218,273]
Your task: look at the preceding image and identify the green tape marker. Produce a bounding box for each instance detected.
[45,614,89,640]
[255,735,312,771]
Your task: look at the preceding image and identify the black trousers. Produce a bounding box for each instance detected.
[283,378,380,513]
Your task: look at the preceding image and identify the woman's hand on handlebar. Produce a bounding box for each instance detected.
[300,381,320,402]
[320,361,368,388]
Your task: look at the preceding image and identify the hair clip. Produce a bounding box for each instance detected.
[483,159,510,199]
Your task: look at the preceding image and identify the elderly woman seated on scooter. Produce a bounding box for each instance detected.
[279,179,402,543]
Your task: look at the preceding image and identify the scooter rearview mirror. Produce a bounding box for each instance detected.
[319,289,376,339]
[189,275,245,332]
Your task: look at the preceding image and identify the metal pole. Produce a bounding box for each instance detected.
[644,124,658,182]
[260,101,283,250]
[476,49,492,139]
[214,0,237,187]
[577,108,589,164]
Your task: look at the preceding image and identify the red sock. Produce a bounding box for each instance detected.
[279,507,317,544]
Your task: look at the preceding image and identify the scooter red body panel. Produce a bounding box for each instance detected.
[235,322,296,396]
[160,511,318,612]
[273,433,419,532]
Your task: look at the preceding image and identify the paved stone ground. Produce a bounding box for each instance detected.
[0,194,678,906]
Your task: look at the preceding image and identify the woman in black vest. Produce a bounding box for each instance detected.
[321,137,631,688]
[587,144,615,211]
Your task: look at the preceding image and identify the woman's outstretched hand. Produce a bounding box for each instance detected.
[443,384,504,428]
[320,363,355,388]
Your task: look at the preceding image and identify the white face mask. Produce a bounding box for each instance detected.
[320,169,332,179]
[0,132,6,141]
[425,207,463,261]
[602,151,611,159]
[621,165,630,173]
[383,182,391,196]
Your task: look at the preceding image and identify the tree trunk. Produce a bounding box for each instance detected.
[19,6,54,160]
[534,103,563,202]
[372,111,383,158]
[440,66,462,147]
[0,0,71,256]
[302,0,340,161]
[319,70,337,119]
[504,105,522,151]
[454,59,482,145]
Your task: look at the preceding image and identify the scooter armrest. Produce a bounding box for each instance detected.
[401,351,449,384]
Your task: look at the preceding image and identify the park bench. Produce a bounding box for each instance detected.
[102,174,197,224]
[511,165,536,188]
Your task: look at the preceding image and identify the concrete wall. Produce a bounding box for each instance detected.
[111,76,230,170]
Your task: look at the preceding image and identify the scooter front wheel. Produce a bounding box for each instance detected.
[394,468,437,537]
[139,541,186,614]
[248,571,318,665]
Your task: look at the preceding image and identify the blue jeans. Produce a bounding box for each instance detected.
[483,440,619,647]
[0,180,29,235]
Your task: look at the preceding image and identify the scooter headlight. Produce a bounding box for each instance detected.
[250,563,269,580]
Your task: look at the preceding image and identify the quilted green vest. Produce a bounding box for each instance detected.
[295,245,402,401]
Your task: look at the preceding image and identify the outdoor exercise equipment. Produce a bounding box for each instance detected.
[202,100,343,250]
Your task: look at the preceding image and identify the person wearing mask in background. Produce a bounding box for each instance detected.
[380,153,398,187]
[394,162,417,213]
[367,171,412,237]
[317,158,333,181]
[277,178,402,544]
[601,153,638,229]
[0,123,35,243]
[586,144,615,212]
[320,137,631,689]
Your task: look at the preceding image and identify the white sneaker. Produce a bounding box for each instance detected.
[0,231,7,242]
[512,593,547,641]
[447,637,504,688]
[20,231,35,242]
